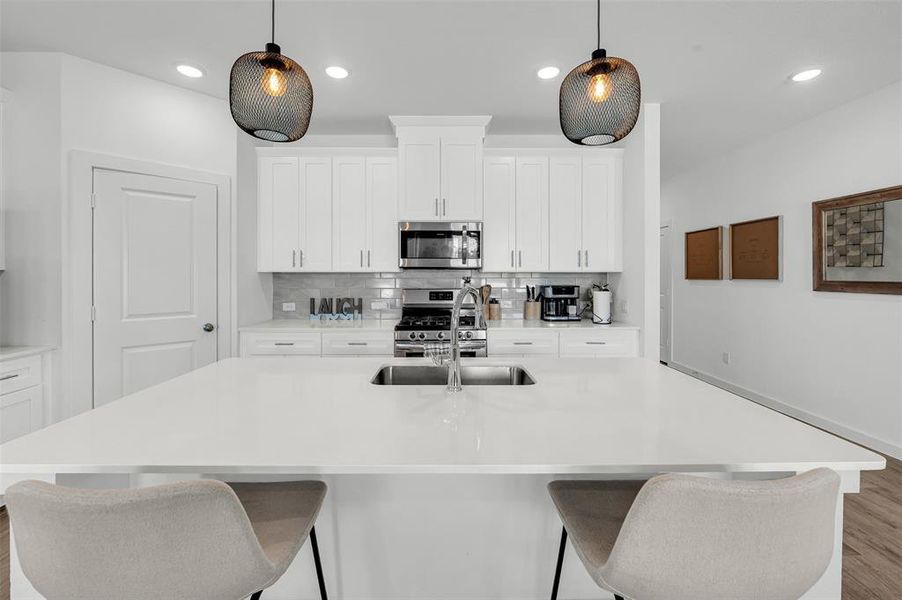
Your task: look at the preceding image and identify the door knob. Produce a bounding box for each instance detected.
[202,323,215,332]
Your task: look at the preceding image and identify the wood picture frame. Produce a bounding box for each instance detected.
[685,226,722,280]
[813,184,902,295]
[730,216,781,280]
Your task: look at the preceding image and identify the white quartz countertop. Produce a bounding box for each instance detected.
[0,346,55,361]
[240,320,396,332]
[240,319,638,332]
[0,357,883,475]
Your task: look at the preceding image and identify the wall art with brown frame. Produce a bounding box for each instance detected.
[813,184,902,295]
[685,226,723,280]
[730,216,782,280]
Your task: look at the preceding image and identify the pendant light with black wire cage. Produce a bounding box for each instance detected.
[229,0,313,142]
[559,0,640,146]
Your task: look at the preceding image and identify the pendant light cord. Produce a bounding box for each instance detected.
[596,0,601,49]
[271,0,276,43]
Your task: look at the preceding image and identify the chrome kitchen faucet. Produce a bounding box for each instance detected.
[427,277,486,392]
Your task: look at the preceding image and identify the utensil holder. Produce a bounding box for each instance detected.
[523,301,541,321]
[487,303,502,321]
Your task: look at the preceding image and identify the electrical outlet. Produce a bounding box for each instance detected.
[722,352,731,365]
[281,302,297,312]
[371,300,390,310]
[619,300,629,315]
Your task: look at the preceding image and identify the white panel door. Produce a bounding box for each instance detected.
[441,137,483,220]
[332,156,367,272]
[514,157,549,272]
[398,138,440,220]
[299,156,333,271]
[548,156,583,272]
[582,155,617,271]
[367,156,399,272]
[258,156,300,272]
[482,156,516,272]
[93,170,218,407]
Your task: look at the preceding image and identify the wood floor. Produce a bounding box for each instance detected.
[842,453,902,600]
[0,459,899,599]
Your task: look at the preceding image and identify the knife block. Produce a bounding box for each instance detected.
[523,301,541,321]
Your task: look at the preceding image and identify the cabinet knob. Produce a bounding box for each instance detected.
[202,323,215,332]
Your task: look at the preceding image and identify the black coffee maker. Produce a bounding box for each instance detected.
[540,285,581,321]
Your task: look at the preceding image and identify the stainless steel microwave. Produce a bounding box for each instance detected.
[398,222,482,269]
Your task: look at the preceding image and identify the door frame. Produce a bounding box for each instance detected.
[65,151,235,415]
[659,221,673,365]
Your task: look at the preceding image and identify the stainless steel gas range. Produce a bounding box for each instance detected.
[394,289,488,357]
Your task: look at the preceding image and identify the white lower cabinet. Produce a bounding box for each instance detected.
[0,354,47,444]
[488,330,558,356]
[558,329,639,358]
[321,331,394,356]
[240,332,322,356]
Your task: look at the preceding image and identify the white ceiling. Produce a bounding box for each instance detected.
[2,1,900,179]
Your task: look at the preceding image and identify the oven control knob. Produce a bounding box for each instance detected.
[408,332,417,341]
[437,331,445,340]
[458,330,464,339]
[417,332,427,340]
[465,331,473,339]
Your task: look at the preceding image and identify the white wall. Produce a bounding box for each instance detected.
[662,81,902,458]
[608,104,661,359]
[236,133,273,327]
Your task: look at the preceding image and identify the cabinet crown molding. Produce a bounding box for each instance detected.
[389,115,492,137]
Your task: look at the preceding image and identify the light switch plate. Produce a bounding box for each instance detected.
[282,302,297,312]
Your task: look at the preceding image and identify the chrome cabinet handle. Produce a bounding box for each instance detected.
[442,198,446,216]
[513,342,533,346]
[360,249,363,267]
[511,250,514,268]
[435,198,439,216]
[300,250,304,268]
[202,323,215,332]
[578,250,581,268]
[585,250,589,268]
[586,341,607,345]
[518,250,522,267]
[274,342,295,346]
[347,342,368,346]
[0,373,19,382]
[292,250,297,268]
[367,250,371,268]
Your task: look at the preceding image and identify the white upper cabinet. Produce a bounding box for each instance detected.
[332,154,398,272]
[298,156,333,271]
[483,154,549,272]
[391,116,490,222]
[548,152,623,272]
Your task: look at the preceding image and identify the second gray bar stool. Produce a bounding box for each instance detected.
[6,479,328,600]
[548,468,839,600]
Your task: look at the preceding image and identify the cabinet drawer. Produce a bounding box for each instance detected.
[0,356,42,396]
[240,332,322,356]
[559,329,638,358]
[322,331,394,356]
[489,330,559,356]
[0,384,43,443]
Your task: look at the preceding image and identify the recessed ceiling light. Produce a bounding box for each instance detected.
[791,68,822,82]
[176,64,204,79]
[537,66,560,80]
[325,66,349,79]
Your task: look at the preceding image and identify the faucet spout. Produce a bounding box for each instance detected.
[447,277,484,393]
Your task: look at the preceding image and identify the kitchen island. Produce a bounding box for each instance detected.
[0,357,884,599]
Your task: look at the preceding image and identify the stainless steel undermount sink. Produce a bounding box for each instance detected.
[371,365,536,386]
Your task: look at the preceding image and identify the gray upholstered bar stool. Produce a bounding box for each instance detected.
[548,468,840,600]
[6,479,328,600]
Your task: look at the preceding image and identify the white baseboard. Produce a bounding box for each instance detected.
[669,361,902,461]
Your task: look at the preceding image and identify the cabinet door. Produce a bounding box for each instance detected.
[240,332,322,356]
[441,137,483,220]
[299,156,333,271]
[398,137,441,220]
[332,156,367,272]
[581,155,620,271]
[549,156,583,272]
[514,157,549,272]
[0,384,43,443]
[482,156,516,272]
[367,156,399,272]
[322,331,394,356]
[258,156,300,272]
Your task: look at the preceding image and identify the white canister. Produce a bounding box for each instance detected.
[592,290,613,324]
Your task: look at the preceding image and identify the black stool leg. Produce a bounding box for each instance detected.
[250,592,262,600]
[550,526,567,600]
[310,526,328,600]
[615,596,625,600]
